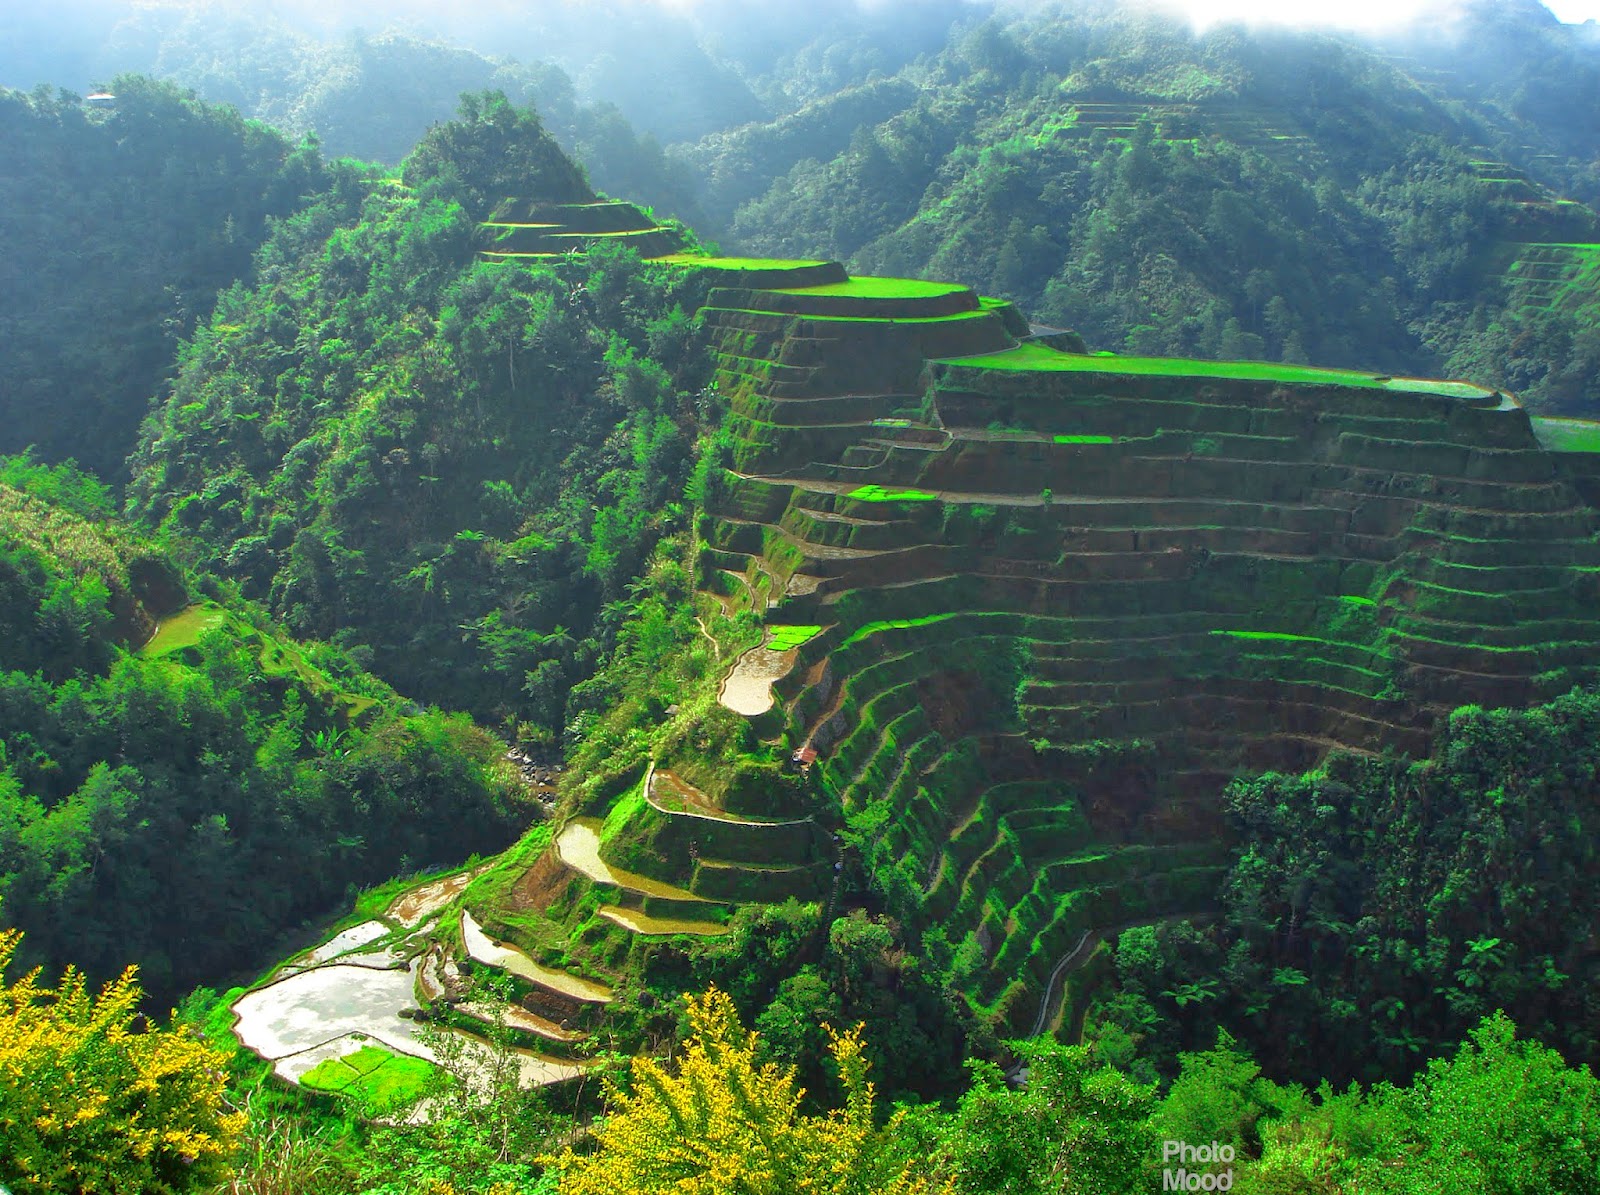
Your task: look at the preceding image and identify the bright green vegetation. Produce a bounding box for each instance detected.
[842,613,963,647]
[847,484,940,502]
[136,603,226,656]
[138,602,378,723]
[1212,629,1329,643]
[1531,416,1600,454]
[1052,434,1116,444]
[942,342,1495,397]
[299,1045,438,1113]
[771,276,967,299]
[659,254,832,270]
[0,461,522,1005]
[765,624,822,651]
[126,94,708,733]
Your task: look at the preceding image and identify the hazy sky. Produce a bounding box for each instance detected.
[1171,0,1598,29]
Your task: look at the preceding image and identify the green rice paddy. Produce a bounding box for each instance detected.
[300,1045,436,1113]
[842,612,962,647]
[656,254,832,271]
[847,484,940,502]
[139,602,379,722]
[766,624,823,651]
[1211,630,1327,643]
[138,602,227,655]
[770,276,967,299]
[1531,416,1600,454]
[939,342,1497,398]
[718,307,995,327]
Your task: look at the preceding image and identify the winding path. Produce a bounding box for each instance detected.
[1026,931,1094,1039]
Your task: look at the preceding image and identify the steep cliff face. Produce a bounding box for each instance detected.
[669,256,1600,1025]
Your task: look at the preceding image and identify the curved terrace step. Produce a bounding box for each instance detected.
[459,909,614,1004]
[555,818,714,905]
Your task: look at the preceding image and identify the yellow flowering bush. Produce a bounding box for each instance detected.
[0,925,243,1194]
[550,986,947,1195]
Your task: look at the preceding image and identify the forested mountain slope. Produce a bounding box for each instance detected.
[680,4,1600,413]
[1,36,1600,1189]
[0,78,331,475]
[0,455,524,1005]
[1,3,711,220]
[128,95,706,734]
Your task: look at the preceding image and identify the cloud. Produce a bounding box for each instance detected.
[1149,0,1581,32]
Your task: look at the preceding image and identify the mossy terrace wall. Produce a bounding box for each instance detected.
[676,256,1600,1029]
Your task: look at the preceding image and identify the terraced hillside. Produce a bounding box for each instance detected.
[478,198,684,262]
[439,252,1600,1038]
[1474,157,1600,312]
[676,256,1600,1027]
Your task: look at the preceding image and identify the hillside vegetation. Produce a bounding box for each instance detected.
[128,94,706,734]
[0,455,524,1003]
[2,17,1600,1191]
[0,77,334,474]
[680,5,1600,413]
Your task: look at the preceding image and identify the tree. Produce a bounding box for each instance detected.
[932,1039,1159,1195]
[0,925,242,1194]
[402,91,591,214]
[548,986,946,1194]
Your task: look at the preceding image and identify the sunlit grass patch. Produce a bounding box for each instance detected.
[1210,630,1322,642]
[847,484,939,502]
[137,601,227,655]
[1531,417,1600,454]
[300,1045,437,1113]
[770,276,966,299]
[842,612,961,647]
[938,343,1497,398]
[656,254,831,270]
[766,625,822,651]
[1053,434,1116,444]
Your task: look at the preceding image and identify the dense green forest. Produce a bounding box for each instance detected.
[0,77,329,474]
[688,6,1600,409]
[126,96,706,731]
[12,2,1599,414]
[4,3,1600,1190]
[0,454,525,1005]
[1084,690,1600,1088]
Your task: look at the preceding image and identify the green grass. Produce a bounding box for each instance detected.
[847,485,939,502]
[139,602,380,723]
[1053,434,1116,444]
[138,602,227,655]
[766,624,823,651]
[300,1045,436,1113]
[1336,595,1377,608]
[656,254,831,270]
[1211,630,1325,643]
[936,342,1496,398]
[1531,417,1600,454]
[712,305,996,327]
[770,276,967,299]
[601,780,647,843]
[842,612,963,647]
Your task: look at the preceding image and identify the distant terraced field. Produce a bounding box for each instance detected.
[455,243,1600,1037]
[663,253,1600,1028]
